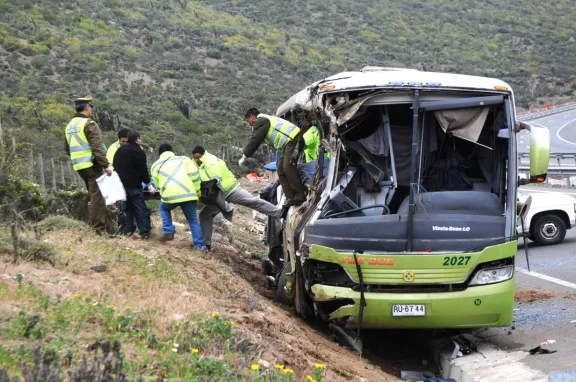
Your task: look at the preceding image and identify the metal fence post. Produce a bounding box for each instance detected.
[67,162,74,186]
[38,153,45,190]
[50,158,57,189]
[28,151,34,180]
[60,161,66,188]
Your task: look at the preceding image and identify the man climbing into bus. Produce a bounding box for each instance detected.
[239,108,307,206]
[297,121,330,185]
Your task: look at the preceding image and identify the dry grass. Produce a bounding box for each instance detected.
[0,181,400,381]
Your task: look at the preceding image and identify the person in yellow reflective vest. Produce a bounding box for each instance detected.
[193,146,282,251]
[151,143,206,250]
[240,108,307,207]
[298,123,331,185]
[64,96,112,234]
[106,128,129,165]
[302,124,324,163]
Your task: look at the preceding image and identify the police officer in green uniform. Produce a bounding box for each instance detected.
[240,108,307,206]
[64,96,112,234]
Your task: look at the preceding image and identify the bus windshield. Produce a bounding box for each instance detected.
[278,69,520,254]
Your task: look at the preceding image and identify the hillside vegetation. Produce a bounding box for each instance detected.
[1,0,576,162]
[0,180,396,381]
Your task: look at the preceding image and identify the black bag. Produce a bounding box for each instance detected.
[200,179,220,206]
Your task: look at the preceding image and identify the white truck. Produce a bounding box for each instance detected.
[518,190,576,245]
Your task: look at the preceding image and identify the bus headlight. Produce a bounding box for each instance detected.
[469,266,514,286]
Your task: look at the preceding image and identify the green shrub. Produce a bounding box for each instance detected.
[38,215,87,232]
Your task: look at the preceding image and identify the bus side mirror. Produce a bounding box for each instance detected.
[517,122,550,183]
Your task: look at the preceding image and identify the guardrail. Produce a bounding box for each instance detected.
[518,153,576,186]
[516,103,576,121]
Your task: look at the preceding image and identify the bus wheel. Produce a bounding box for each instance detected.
[275,264,292,306]
[532,214,566,245]
[294,259,315,320]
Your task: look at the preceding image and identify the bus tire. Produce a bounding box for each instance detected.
[276,264,292,306]
[532,214,566,245]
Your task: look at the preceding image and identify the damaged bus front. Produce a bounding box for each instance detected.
[271,67,550,349]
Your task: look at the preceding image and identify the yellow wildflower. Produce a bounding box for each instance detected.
[306,376,317,382]
[192,348,199,354]
[212,312,219,318]
[73,293,81,300]
[250,364,260,371]
[315,363,326,369]
[229,321,234,326]
[283,368,294,374]
[275,364,284,370]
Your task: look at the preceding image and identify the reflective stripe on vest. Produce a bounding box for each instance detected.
[151,155,200,203]
[261,114,300,151]
[65,117,93,171]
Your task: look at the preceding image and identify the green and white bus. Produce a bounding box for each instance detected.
[270,67,550,350]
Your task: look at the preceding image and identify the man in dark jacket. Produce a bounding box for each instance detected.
[113,130,155,239]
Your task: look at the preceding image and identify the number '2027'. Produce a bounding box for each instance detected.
[442,256,471,266]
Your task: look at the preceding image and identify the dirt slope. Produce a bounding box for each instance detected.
[0,179,396,381]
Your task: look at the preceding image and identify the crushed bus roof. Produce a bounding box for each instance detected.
[276,68,513,117]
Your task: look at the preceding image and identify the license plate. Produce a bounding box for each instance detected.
[392,304,426,317]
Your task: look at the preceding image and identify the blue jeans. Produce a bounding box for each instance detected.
[159,201,205,249]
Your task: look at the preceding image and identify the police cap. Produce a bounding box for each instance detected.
[73,96,93,107]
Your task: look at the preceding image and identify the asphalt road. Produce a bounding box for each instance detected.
[480,186,576,376]
[476,112,576,378]
[490,108,576,377]
[518,109,576,153]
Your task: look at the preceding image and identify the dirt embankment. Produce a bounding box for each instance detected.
[0,179,396,381]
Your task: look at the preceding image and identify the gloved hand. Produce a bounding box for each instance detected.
[147,183,156,195]
[104,166,113,176]
[238,155,247,167]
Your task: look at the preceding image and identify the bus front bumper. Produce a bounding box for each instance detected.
[311,279,514,329]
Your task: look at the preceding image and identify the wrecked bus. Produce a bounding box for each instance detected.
[267,67,550,351]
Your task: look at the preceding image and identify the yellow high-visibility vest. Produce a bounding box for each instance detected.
[259,114,300,151]
[303,125,331,163]
[65,117,93,171]
[198,151,239,198]
[106,140,121,164]
[151,151,201,204]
